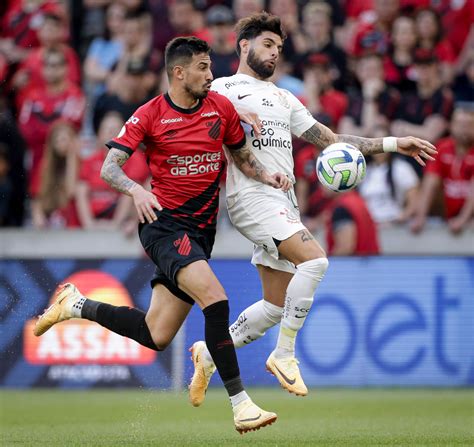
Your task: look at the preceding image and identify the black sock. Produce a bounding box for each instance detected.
[203,300,244,397]
[82,299,159,351]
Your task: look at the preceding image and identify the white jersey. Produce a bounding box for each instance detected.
[212,73,317,197]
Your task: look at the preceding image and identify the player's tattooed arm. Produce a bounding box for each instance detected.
[230,144,292,191]
[300,123,437,164]
[101,148,162,223]
[100,148,137,195]
[300,122,384,156]
[297,229,315,243]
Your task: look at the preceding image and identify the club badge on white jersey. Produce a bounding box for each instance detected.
[212,73,317,197]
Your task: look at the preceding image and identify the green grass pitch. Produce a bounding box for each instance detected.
[1,388,473,446]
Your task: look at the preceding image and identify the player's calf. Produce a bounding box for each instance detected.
[34,283,160,351]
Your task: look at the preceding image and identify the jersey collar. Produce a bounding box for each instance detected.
[164,92,204,114]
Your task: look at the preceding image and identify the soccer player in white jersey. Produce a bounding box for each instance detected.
[189,12,437,404]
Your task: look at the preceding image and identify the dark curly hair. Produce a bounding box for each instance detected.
[235,12,286,56]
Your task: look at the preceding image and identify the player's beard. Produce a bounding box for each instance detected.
[184,82,210,100]
[247,49,275,79]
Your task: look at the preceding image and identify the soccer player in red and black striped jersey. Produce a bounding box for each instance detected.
[33,36,292,433]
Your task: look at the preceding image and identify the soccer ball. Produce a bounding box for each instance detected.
[316,143,366,192]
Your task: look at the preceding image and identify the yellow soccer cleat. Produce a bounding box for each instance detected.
[266,351,308,396]
[34,283,83,336]
[188,341,216,407]
[233,399,277,434]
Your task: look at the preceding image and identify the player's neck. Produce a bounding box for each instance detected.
[167,88,200,110]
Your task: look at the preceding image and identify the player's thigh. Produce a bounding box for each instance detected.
[176,260,227,309]
[228,185,306,262]
[278,229,326,265]
[145,284,193,349]
[256,264,293,307]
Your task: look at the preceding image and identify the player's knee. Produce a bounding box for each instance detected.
[146,324,171,351]
[197,285,227,308]
[150,334,170,351]
[297,257,329,282]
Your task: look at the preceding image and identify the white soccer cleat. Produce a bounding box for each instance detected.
[233,399,277,434]
[34,283,84,336]
[188,341,216,407]
[266,351,308,396]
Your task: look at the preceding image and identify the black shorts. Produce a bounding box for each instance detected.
[138,213,215,305]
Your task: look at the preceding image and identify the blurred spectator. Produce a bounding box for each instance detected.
[342,0,374,21]
[268,0,301,62]
[107,9,161,93]
[31,121,80,229]
[93,58,155,134]
[12,12,81,106]
[167,0,206,40]
[323,189,380,255]
[233,0,264,21]
[415,7,456,85]
[302,53,348,130]
[118,0,149,14]
[453,54,474,103]
[0,144,12,226]
[206,5,239,79]
[411,105,474,234]
[350,0,399,57]
[383,15,417,93]
[84,2,126,100]
[17,47,85,198]
[359,153,420,225]
[271,53,305,99]
[339,53,400,137]
[0,0,65,66]
[440,0,474,56]
[391,49,453,175]
[294,2,347,90]
[76,112,149,230]
[0,96,27,226]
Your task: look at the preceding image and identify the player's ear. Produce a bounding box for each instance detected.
[173,65,185,80]
[239,39,249,56]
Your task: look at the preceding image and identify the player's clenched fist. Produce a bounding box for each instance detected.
[130,184,162,224]
[267,172,292,192]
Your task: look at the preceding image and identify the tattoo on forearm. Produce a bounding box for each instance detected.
[301,123,335,149]
[231,145,268,183]
[301,123,385,156]
[336,135,384,156]
[100,148,137,195]
[298,229,314,243]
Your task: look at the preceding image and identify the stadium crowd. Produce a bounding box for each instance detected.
[0,0,473,254]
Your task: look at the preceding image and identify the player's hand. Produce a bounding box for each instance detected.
[448,216,467,235]
[410,215,426,234]
[130,184,162,224]
[239,111,262,139]
[265,172,292,191]
[396,137,437,167]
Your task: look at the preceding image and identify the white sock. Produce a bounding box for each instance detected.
[230,390,250,408]
[230,299,283,348]
[201,299,282,365]
[70,296,87,318]
[275,258,329,359]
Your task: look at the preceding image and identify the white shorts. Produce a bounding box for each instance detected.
[226,185,306,274]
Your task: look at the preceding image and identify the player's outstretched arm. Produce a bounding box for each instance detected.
[229,144,292,191]
[101,148,162,224]
[300,122,437,166]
